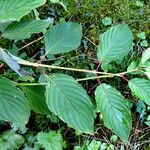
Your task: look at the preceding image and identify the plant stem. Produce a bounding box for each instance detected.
[17,60,117,76]
[16,75,114,86]
[76,75,114,81]
[19,36,44,51]
[17,59,138,79]
[16,83,46,86]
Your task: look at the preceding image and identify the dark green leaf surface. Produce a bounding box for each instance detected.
[0,0,46,22]
[129,78,150,105]
[45,74,94,134]
[0,77,30,125]
[95,84,132,141]
[22,86,51,115]
[45,22,82,54]
[2,19,50,40]
[97,24,133,67]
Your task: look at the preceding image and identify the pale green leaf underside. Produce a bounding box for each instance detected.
[129,78,150,105]
[2,19,50,40]
[45,22,82,54]
[95,84,132,141]
[0,77,30,125]
[0,48,22,76]
[22,86,51,115]
[97,24,133,65]
[0,0,46,22]
[45,74,94,134]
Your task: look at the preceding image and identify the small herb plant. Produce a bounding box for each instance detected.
[0,0,150,144]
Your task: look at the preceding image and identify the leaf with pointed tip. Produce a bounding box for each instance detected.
[45,74,94,134]
[0,77,30,125]
[97,24,133,68]
[0,48,22,76]
[0,0,46,23]
[44,22,82,54]
[129,78,150,105]
[95,84,132,141]
[2,19,50,41]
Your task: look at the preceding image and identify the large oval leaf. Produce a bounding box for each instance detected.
[0,77,30,125]
[2,19,50,41]
[44,22,82,54]
[97,24,133,67]
[129,78,150,105]
[45,74,94,134]
[95,84,132,141]
[22,86,51,115]
[0,0,46,23]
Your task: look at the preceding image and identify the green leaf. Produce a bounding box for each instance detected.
[127,61,139,71]
[137,32,146,40]
[22,86,51,115]
[0,22,11,32]
[100,143,107,150]
[44,22,82,55]
[127,60,141,75]
[37,131,66,150]
[0,0,46,23]
[0,48,22,76]
[129,78,150,105]
[2,19,50,41]
[0,130,24,150]
[140,48,150,64]
[97,24,133,67]
[102,17,112,26]
[144,71,150,80]
[45,74,94,134]
[110,135,118,143]
[140,40,148,47]
[0,77,30,125]
[95,84,132,141]
[135,1,144,7]
[49,0,67,11]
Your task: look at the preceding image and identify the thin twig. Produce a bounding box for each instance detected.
[19,36,44,51]
[83,36,97,47]
[17,60,117,76]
